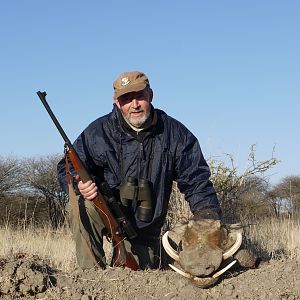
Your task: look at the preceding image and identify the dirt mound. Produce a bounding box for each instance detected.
[0,254,299,300]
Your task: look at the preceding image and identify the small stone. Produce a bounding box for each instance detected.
[224,288,234,296]
[223,284,235,296]
[234,249,257,268]
[81,295,92,300]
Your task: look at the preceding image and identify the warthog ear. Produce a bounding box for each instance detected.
[167,223,187,245]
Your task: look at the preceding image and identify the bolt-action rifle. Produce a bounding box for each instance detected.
[37,91,139,270]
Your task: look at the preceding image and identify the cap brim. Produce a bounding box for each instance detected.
[114,82,147,99]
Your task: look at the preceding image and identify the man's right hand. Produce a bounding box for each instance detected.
[76,176,98,200]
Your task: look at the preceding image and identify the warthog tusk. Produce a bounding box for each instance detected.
[169,260,237,287]
[162,230,243,262]
[222,232,243,260]
[212,260,237,278]
[162,231,180,261]
[168,263,192,279]
[169,260,237,280]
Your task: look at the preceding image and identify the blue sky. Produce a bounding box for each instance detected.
[0,1,299,185]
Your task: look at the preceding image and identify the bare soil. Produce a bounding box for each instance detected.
[0,254,299,300]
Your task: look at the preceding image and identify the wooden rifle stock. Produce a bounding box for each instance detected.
[37,91,138,270]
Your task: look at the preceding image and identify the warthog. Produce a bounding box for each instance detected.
[162,219,255,288]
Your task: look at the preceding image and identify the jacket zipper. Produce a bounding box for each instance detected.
[138,142,145,180]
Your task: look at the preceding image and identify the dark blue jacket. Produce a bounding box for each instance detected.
[57,105,220,237]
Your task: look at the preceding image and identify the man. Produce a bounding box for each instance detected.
[57,71,221,270]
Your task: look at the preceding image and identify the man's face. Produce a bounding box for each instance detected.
[114,87,153,128]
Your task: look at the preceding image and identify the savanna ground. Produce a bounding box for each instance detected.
[0,217,299,300]
[0,154,299,299]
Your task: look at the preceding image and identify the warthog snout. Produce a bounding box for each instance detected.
[178,220,225,276]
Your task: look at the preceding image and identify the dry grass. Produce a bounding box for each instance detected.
[0,224,76,272]
[244,216,300,261]
[165,182,192,229]
[0,204,299,272]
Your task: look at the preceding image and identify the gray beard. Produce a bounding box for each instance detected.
[123,110,151,131]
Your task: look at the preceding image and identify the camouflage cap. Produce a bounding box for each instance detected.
[113,71,150,99]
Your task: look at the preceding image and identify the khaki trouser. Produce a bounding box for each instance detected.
[66,195,162,270]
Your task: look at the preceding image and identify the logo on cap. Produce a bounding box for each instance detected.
[121,77,130,86]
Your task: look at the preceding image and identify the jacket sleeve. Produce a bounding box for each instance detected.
[173,128,221,218]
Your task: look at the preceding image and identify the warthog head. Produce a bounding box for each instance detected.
[162,219,243,288]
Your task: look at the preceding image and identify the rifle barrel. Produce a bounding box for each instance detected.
[36,91,72,147]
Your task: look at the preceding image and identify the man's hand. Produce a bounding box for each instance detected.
[75,175,98,200]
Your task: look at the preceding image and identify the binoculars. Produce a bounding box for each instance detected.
[119,177,153,222]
